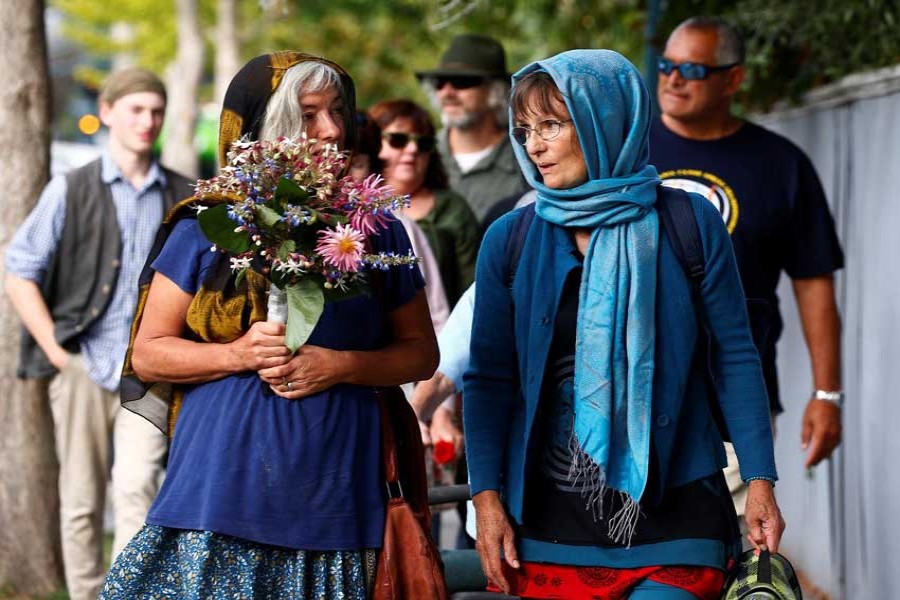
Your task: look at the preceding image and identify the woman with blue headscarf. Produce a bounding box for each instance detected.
[463,50,784,599]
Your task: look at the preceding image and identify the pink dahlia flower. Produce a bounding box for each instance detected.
[316,224,365,272]
[345,174,398,235]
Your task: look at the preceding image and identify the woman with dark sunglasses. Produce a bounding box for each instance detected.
[464,49,784,599]
[350,111,451,341]
[369,99,482,307]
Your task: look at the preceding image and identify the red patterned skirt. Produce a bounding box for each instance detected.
[486,561,727,599]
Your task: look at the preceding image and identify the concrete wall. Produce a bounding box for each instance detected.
[756,64,900,600]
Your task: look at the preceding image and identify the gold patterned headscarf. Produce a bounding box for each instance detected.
[218,51,358,166]
[121,52,357,436]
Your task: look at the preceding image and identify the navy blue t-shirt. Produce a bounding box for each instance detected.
[649,118,844,412]
[145,217,424,551]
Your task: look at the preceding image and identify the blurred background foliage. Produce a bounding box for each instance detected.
[657,0,900,110]
[52,0,900,120]
[51,0,647,112]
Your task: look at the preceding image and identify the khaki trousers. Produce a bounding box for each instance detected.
[48,355,167,600]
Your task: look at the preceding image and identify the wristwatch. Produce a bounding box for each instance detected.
[813,389,844,407]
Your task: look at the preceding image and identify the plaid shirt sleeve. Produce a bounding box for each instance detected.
[4,175,67,284]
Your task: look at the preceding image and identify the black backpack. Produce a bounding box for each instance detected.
[503,187,732,441]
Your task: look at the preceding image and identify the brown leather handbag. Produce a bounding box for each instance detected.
[373,387,450,600]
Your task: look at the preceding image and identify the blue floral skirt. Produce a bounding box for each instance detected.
[100,525,377,599]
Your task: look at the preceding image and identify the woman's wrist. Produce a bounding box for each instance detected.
[327,348,353,386]
[472,489,502,509]
[328,349,356,384]
[746,477,776,488]
[223,339,250,374]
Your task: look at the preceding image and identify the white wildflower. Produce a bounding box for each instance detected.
[229,256,252,271]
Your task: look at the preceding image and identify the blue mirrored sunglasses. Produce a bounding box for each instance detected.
[657,57,739,80]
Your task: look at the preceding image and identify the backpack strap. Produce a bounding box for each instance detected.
[657,186,733,443]
[505,203,537,288]
[656,186,705,294]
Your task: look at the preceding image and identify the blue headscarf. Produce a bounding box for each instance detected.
[510,49,660,543]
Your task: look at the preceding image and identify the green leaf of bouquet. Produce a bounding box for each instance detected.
[309,208,339,226]
[198,204,250,253]
[257,205,282,228]
[284,279,325,352]
[234,268,247,288]
[277,239,297,261]
[275,177,310,206]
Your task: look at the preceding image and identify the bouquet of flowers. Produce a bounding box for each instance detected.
[194,136,417,351]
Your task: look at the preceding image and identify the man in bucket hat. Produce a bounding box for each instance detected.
[418,34,528,223]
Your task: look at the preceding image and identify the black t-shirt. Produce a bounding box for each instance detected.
[521,267,739,549]
[649,118,844,413]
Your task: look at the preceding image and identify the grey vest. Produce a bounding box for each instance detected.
[17,158,194,379]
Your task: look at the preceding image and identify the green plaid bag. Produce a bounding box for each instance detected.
[723,549,803,600]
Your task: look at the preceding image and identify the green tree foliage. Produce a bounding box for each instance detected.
[54,0,649,111]
[657,0,900,110]
[243,0,648,110]
[54,0,900,119]
[55,0,180,86]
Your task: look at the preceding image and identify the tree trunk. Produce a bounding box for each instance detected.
[162,0,204,179]
[0,0,65,595]
[214,0,241,108]
[110,22,136,71]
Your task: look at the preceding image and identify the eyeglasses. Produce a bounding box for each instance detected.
[382,132,437,153]
[511,119,572,146]
[657,57,739,80]
[426,75,487,90]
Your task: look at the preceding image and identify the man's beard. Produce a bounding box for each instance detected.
[441,108,485,130]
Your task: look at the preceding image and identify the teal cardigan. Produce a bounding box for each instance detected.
[463,193,777,524]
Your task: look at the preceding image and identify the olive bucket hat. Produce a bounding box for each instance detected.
[724,549,803,600]
[415,34,509,80]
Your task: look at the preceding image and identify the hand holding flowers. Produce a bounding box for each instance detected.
[195,136,418,352]
[229,321,292,372]
[258,344,345,399]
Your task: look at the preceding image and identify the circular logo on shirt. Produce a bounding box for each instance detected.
[540,356,583,493]
[658,169,739,233]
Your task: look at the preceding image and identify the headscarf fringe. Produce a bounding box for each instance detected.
[568,431,641,547]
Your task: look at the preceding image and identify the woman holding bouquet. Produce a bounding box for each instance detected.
[464,50,785,599]
[100,53,438,599]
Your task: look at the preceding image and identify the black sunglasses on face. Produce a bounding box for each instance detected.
[427,75,487,90]
[657,57,739,80]
[382,132,437,153]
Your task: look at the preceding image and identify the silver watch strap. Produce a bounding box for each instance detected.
[814,389,844,406]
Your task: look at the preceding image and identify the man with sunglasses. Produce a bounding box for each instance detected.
[417,34,528,223]
[650,16,845,538]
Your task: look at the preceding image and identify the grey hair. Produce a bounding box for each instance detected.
[671,16,745,65]
[486,79,511,128]
[421,78,510,129]
[259,61,345,141]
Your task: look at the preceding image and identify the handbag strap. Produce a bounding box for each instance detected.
[377,388,404,498]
